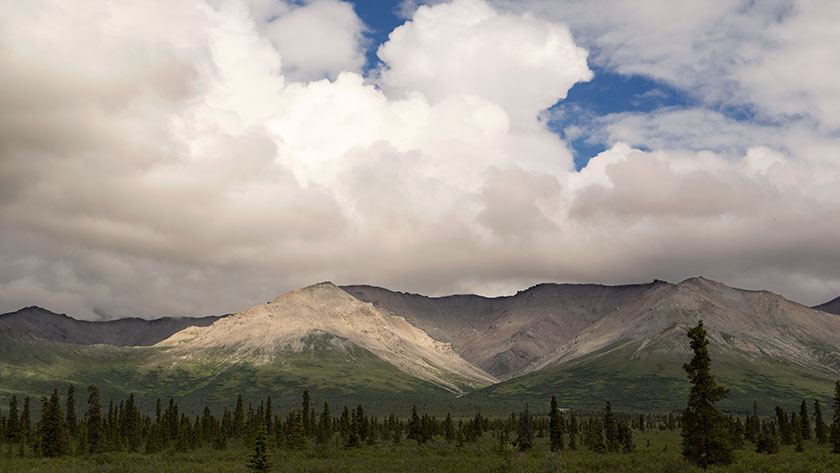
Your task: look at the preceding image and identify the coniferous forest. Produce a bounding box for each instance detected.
[2,322,840,472]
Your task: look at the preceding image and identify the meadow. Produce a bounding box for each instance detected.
[2,428,839,473]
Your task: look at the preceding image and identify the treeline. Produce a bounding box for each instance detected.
[1,383,839,459]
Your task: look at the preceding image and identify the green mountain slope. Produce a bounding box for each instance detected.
[0,330,457,416]
[466,330,837,416]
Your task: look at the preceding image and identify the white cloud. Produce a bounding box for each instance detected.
[1,0,840,319]
[257,0,368,82]
[378,0,592,128]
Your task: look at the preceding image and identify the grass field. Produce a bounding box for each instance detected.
[2,429,838,473]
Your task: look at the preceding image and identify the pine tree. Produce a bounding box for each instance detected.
[549,395,564,451]
[444,413,455,442]
[302,390,311,436]
[776,407,793,445]
[681,320,733,468]
[756,432,779,454]
[800,400,811,440]
[20,397,31,443]
[831,380,840,453]
[246,425,271,473]
[6,396,19,442]
[568,414,577,449]
[234,394,245,438]
[286,409,306,450]
[618,421,635,453]
[317,402,332,444]
[603,401,619,452]
[407,405,422,445]
[586,419,606,453]
[86,385,104,454]
[815,399,829,444]
[40,390,67,457]
[65,385,77,438]
[515,403,534,452]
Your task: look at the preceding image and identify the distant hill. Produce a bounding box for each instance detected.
[813,296,840,315]
[2,277,840,415]
[0,306,224,346]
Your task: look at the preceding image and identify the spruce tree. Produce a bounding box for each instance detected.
[302,390,311,435]
[776,407,793,445]
[568,414,577,449]
[65,385,77,439]
[514,403,534,452]
[246,425,271,473]
[831,380,840,453]
[6,396,19,442]
[234,394,245,438]
[40,390,67,457]
[815,399,828,444]
[756,432,779,454]
[86,385,104,454]
[681,320,733,468]
[800,400,811,440]
[317,402,332,444]
[549,395,564,451]
[444,413,455,442]
[603,401,619,452]
[20,397,31,443]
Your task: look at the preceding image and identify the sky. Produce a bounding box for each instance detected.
[1,0,839,319]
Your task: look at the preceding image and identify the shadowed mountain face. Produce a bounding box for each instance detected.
[814,296,840,315]
[0,306,224,346]
[341,280,670,379]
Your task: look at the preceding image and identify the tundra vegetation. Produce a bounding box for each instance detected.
[2,322,840,472]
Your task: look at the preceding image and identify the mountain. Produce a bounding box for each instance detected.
[0,306,224,346]
[814,295,840,315]
[467,277,840,413]
[342,280,669,380]
[344,277,840,413]
[3,277,840,415]
[157,282,496,393]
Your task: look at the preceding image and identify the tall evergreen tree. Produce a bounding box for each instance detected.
[86,385,104,454]
[681,320,733,468]
[6,396,19,442]
[444,413,455,442]
[302,390,311,435]
[234,394,245,438]
[20,397,31,443]
[246,425,271,473]
[815,399,829,444]
[39,390,67,457]
[775,407,793,445]
[603,401,619,452]
[514,403,534,452]
[800,400,811,440]
[549,395,564,451]
[317,402,332,444]
[568,414,577,449]
[831,380,840,453]
[65,385,77,438]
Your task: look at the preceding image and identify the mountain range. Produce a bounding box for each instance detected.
[2,277,839,415]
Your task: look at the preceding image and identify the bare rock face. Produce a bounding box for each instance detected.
[343,278,840,380]
[0,306,223,346]
[814,296,840,315]
[157,282,497,393]
[342,281,668,379]
[534,277,840,373]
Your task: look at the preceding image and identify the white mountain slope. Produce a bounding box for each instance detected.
[157,282,497,393]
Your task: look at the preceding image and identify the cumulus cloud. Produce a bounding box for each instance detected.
[253,0,368,82]
[1,0,839,319]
